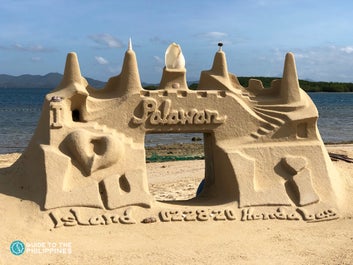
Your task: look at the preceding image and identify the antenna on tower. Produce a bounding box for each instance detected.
[218,41,223,51]
[128,37,132,51]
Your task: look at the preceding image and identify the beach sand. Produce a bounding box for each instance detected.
[0,144,352,264]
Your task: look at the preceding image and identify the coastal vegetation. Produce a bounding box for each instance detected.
[0,73,352,92]
[148,77,353,92]
[237,77,353,93]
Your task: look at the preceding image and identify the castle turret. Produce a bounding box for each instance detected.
[280,52,301,104]
[49,52,89,97]
[62,52,83,84]
[48,52,89,98]
[119,38,143,94]
[198,45,241,91]
[104,39,143,97]
[210,50,229,77]
[159,43,188,90]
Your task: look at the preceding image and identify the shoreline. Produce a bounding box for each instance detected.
[0,142,352,163]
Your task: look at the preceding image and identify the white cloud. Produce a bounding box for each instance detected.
[340,46,353,54]
[89,34,123,48]
[195,31,233,46]
[95,56,109,65]
[198,31,228,40]
[150,36,170,45]
[0,43,54,52]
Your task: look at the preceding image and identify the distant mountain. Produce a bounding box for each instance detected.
[0,73,106,89]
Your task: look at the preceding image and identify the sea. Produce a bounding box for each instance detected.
[0,88,352,154]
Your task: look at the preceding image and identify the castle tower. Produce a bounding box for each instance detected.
[52,52,89,97]
[280,52,301,103]
[159,43,188,90]
[210,50,229,77]
[119,38,143,95]
[104,38,143,97]
[61,52,83,86]
[50,52,88,97]
[198,48,240,91]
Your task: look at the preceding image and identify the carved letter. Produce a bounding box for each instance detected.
[102,213,120,225]
[70,209,90,226]
[162,99,171,122]
[205,109,226,124]
[150,110,163,125]
[179,109,197,124]
[168,110,180,124]
[132,98,157,124]
[241,208,254,221]
[159,210,172,222]
[89,216,106,225]
[49,212,64,228]
[194,111,206,124]
[119,208,136,224]
[50,103,63,128]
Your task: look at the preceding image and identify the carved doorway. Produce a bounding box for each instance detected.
[145,133,205,201]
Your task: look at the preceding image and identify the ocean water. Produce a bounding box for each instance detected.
[0,88,352,154]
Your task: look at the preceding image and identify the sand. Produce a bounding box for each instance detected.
[0,144,352,264]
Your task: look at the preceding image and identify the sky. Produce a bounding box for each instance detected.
[1,0,353,83]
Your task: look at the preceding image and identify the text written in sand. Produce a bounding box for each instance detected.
[132,98,226,125]
[49,207,339,228]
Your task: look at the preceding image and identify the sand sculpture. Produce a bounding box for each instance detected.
[0,40,344,225]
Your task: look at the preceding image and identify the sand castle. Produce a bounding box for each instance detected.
[0,40,344,225]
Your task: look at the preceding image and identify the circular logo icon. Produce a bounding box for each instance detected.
[10,240,25,256]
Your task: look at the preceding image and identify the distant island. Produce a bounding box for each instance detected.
[0,73,106,89]
[236,77,353,93]
[0,73,352,92]
[149,77,353,93]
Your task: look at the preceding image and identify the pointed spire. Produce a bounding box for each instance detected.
[62,52,83,85]
[211,50,228,77]
[118,38,142,95]
[280,52,301,104]
[53,52,88,96]
[128,37,132,51]
[198,45,239,91]
[48,52,88,98]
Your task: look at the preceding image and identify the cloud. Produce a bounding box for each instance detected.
[150,36,170,45]
[0,43,54,52]
[195,31,233,46]
[340,46,353,54]
[197,31,228,40]
[14,43,46,52]
[95,56,109,65]
[89,34,123,48]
